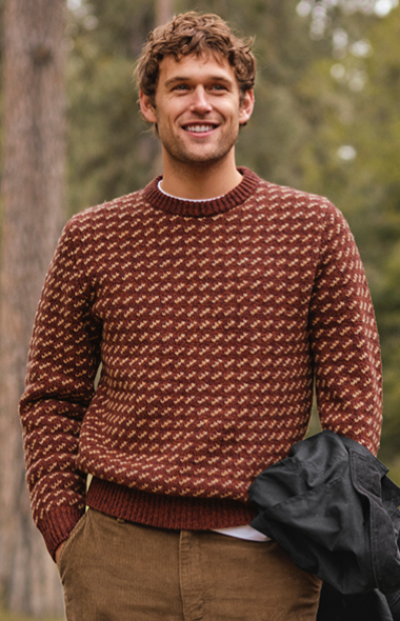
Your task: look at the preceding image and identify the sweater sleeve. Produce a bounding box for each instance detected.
[309,201,382,455]
[19,216,102,559]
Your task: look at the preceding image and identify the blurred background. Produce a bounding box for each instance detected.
[0,0,399,618]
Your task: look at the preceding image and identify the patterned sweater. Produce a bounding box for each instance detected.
[19,167,382,558]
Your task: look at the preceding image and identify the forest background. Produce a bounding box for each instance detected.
[0,0,399,618]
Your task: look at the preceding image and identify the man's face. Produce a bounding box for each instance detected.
[140,53,254,169]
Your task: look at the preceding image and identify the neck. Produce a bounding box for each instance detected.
[160,151,243,200]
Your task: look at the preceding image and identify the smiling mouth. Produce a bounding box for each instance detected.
[183,123,218,133]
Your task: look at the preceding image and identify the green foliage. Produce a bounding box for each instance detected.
[361,12,400,462]
[66,0,161,214]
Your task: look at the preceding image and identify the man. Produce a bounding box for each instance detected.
[19,11,382,621]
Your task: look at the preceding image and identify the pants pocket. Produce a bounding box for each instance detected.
[58,511,88,581]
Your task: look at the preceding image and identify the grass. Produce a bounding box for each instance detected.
[0,610,64,621]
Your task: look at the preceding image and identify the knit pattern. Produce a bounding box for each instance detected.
[19,167,382,557]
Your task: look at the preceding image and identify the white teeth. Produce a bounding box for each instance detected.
[185,125,215,133]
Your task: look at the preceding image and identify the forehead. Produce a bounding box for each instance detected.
[157,53,238,87]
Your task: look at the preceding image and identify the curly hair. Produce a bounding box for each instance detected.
[136,12,256,106]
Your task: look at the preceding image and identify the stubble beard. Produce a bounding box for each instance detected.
[160,125,240,169]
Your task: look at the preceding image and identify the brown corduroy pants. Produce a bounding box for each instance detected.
[57,508,321,621]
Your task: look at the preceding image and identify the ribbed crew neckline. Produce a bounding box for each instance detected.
[142,166,260,218]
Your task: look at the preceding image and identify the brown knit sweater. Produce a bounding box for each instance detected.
[19,167,382,558]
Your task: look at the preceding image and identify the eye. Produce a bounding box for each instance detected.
[173,84,190,92]
[210,83,228,92]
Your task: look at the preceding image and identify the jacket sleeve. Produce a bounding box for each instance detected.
[19,216,102,559]
[309,201,382,455]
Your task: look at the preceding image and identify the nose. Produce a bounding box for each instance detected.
[189,86,212,114]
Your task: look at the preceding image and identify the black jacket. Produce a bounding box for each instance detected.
[317,582,400,621]
[249,430,400,620]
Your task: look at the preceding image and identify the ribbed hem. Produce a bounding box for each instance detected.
[142,167,260,217]
[86,477,257,530]
[38,506,84,560]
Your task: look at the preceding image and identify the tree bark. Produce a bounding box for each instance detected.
[155,0,173,26]
[0,0,66,615]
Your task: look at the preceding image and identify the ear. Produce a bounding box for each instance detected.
[239,89,255,126]
[139,91,157,124]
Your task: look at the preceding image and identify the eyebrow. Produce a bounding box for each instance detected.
[164,75,233,88]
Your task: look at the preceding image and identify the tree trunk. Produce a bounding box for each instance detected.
[0,0,66,615]
[155,0,173,26]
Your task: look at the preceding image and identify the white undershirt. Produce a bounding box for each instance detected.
[158,180,269,543]
[213,525,269,542]
[158,180,224,202]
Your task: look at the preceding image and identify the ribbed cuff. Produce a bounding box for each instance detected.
[38,506,84,560]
